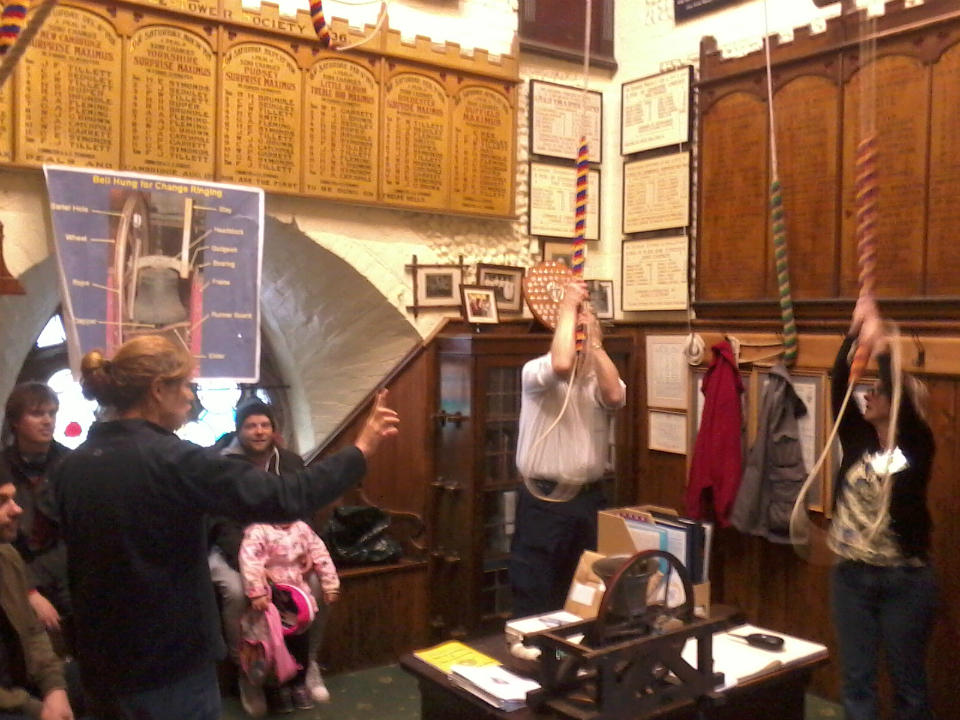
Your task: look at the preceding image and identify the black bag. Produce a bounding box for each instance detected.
[321,505,403,567]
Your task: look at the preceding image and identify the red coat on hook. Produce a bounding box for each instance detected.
[685,341,744,527]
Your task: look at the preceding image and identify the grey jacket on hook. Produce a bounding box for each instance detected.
[730,362,808,543]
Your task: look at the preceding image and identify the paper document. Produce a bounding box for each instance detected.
[681,624,828,690]
[449,663,541,711]
[414,641,500,674]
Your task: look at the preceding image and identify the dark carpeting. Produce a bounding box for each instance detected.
[220,664,841,719]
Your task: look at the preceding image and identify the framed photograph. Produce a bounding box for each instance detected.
[461,285,500,324]
[586,279,614,319]
[541,239,575,269]
[621,66,692,155]
[476,264,525,314]
[414,264,464,308]
[530,80,603,163]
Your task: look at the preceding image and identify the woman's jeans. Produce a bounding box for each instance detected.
[88,662,221,720]
[832,560,938,720]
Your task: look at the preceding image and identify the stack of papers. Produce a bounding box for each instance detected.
[449,663,541,711]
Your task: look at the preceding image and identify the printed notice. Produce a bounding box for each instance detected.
[622,236,688,311]
[649,410,688,454]
[622,67,691,154]
[529,163,600,240]
[530,80,602,162]
[44,166,264,381]
[623,152,690,233]
[645,334,689,410]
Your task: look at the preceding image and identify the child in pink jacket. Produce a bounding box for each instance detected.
[239,520,339,713]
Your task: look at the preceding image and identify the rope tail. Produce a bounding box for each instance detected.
[0,0,60,90]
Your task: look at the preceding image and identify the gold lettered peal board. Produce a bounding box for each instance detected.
[219,36,304,193]
[449,78,515,217]
[124,23,217,179]
[380,63,451,211]
[303,54,381,202]
[16,4,122,168]
[0,78,10,163]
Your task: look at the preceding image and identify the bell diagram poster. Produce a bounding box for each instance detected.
[44,165,264,382]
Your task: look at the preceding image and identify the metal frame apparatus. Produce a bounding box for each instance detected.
[523,551,731,720]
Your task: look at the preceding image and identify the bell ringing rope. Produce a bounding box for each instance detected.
[762,0,798,366]
[849,134,879,382]
[309,0,331,47]
[0,0,59,90]
[571,0,592,352]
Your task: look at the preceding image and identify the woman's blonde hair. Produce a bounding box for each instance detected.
[80,335,194,412]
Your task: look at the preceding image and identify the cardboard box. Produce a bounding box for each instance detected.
[597,505,711,615]
[505,550,605,646]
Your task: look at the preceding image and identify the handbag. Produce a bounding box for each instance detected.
[321,505,403,567]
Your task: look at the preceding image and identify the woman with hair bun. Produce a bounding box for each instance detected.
[51,335,399,720]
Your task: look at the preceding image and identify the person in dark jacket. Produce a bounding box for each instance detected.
[208,400,331,714]
[0,382,73,650]
[0,479,74,719]
[51,335,399,720]
[829,298,937,720]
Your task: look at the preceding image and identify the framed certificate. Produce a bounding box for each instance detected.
[623,152,690,234]
[530,80,603,163]
[529,162,600,240]
[621,236,688,312]
[621,66,692,154]
[649,410,688,454]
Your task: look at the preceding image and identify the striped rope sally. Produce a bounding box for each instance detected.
[309,0,331,48]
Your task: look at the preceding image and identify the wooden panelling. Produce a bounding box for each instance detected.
[697,91,769,302]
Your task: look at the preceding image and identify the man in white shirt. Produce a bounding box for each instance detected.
[509,280,626,618]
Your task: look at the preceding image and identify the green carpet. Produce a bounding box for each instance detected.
[220,664,841,719]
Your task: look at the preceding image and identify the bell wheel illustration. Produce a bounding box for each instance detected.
[107,192,204,355]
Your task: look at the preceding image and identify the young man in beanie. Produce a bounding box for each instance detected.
[208,401,331,714]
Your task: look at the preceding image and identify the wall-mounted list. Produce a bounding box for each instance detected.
[304,57,380,201]
[220,42,302,192]
[381,71,450,209]
[450,84,514,216]
[18,6,122,167]
[125,25,217,179]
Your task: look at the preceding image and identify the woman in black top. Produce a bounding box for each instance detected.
[52,335,398,720]
[830,300,937,720]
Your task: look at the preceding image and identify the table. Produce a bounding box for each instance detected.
[400,612,827,720]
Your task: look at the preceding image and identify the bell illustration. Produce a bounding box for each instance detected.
[132,264,188,325]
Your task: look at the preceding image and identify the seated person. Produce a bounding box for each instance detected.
[1,383,72,652]
[208,402,329,712]
[0,479,77,720]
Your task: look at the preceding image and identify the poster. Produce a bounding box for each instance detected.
[529,163,600,240]
[645,334,689,410]
[45,165,264,381]
[622,152,690,233]
[530,80,602,162]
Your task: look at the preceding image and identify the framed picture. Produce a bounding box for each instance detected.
[649,410,687,454]
[461,285,500,324]
[541,240,575,269]
[621,66,692,155]
[529,80,603,163]
[586,280,614,319]
[413,264,464,308]
[476,264,525,314]
[528,162,601,240]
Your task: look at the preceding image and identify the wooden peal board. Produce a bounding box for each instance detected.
[840,53,928,299]
[697,91,768,302]
[772,72,840,300]
[927,40,960,295]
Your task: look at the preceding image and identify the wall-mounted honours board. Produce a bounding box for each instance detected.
[696,0,960,313]
[10,0,520,219]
